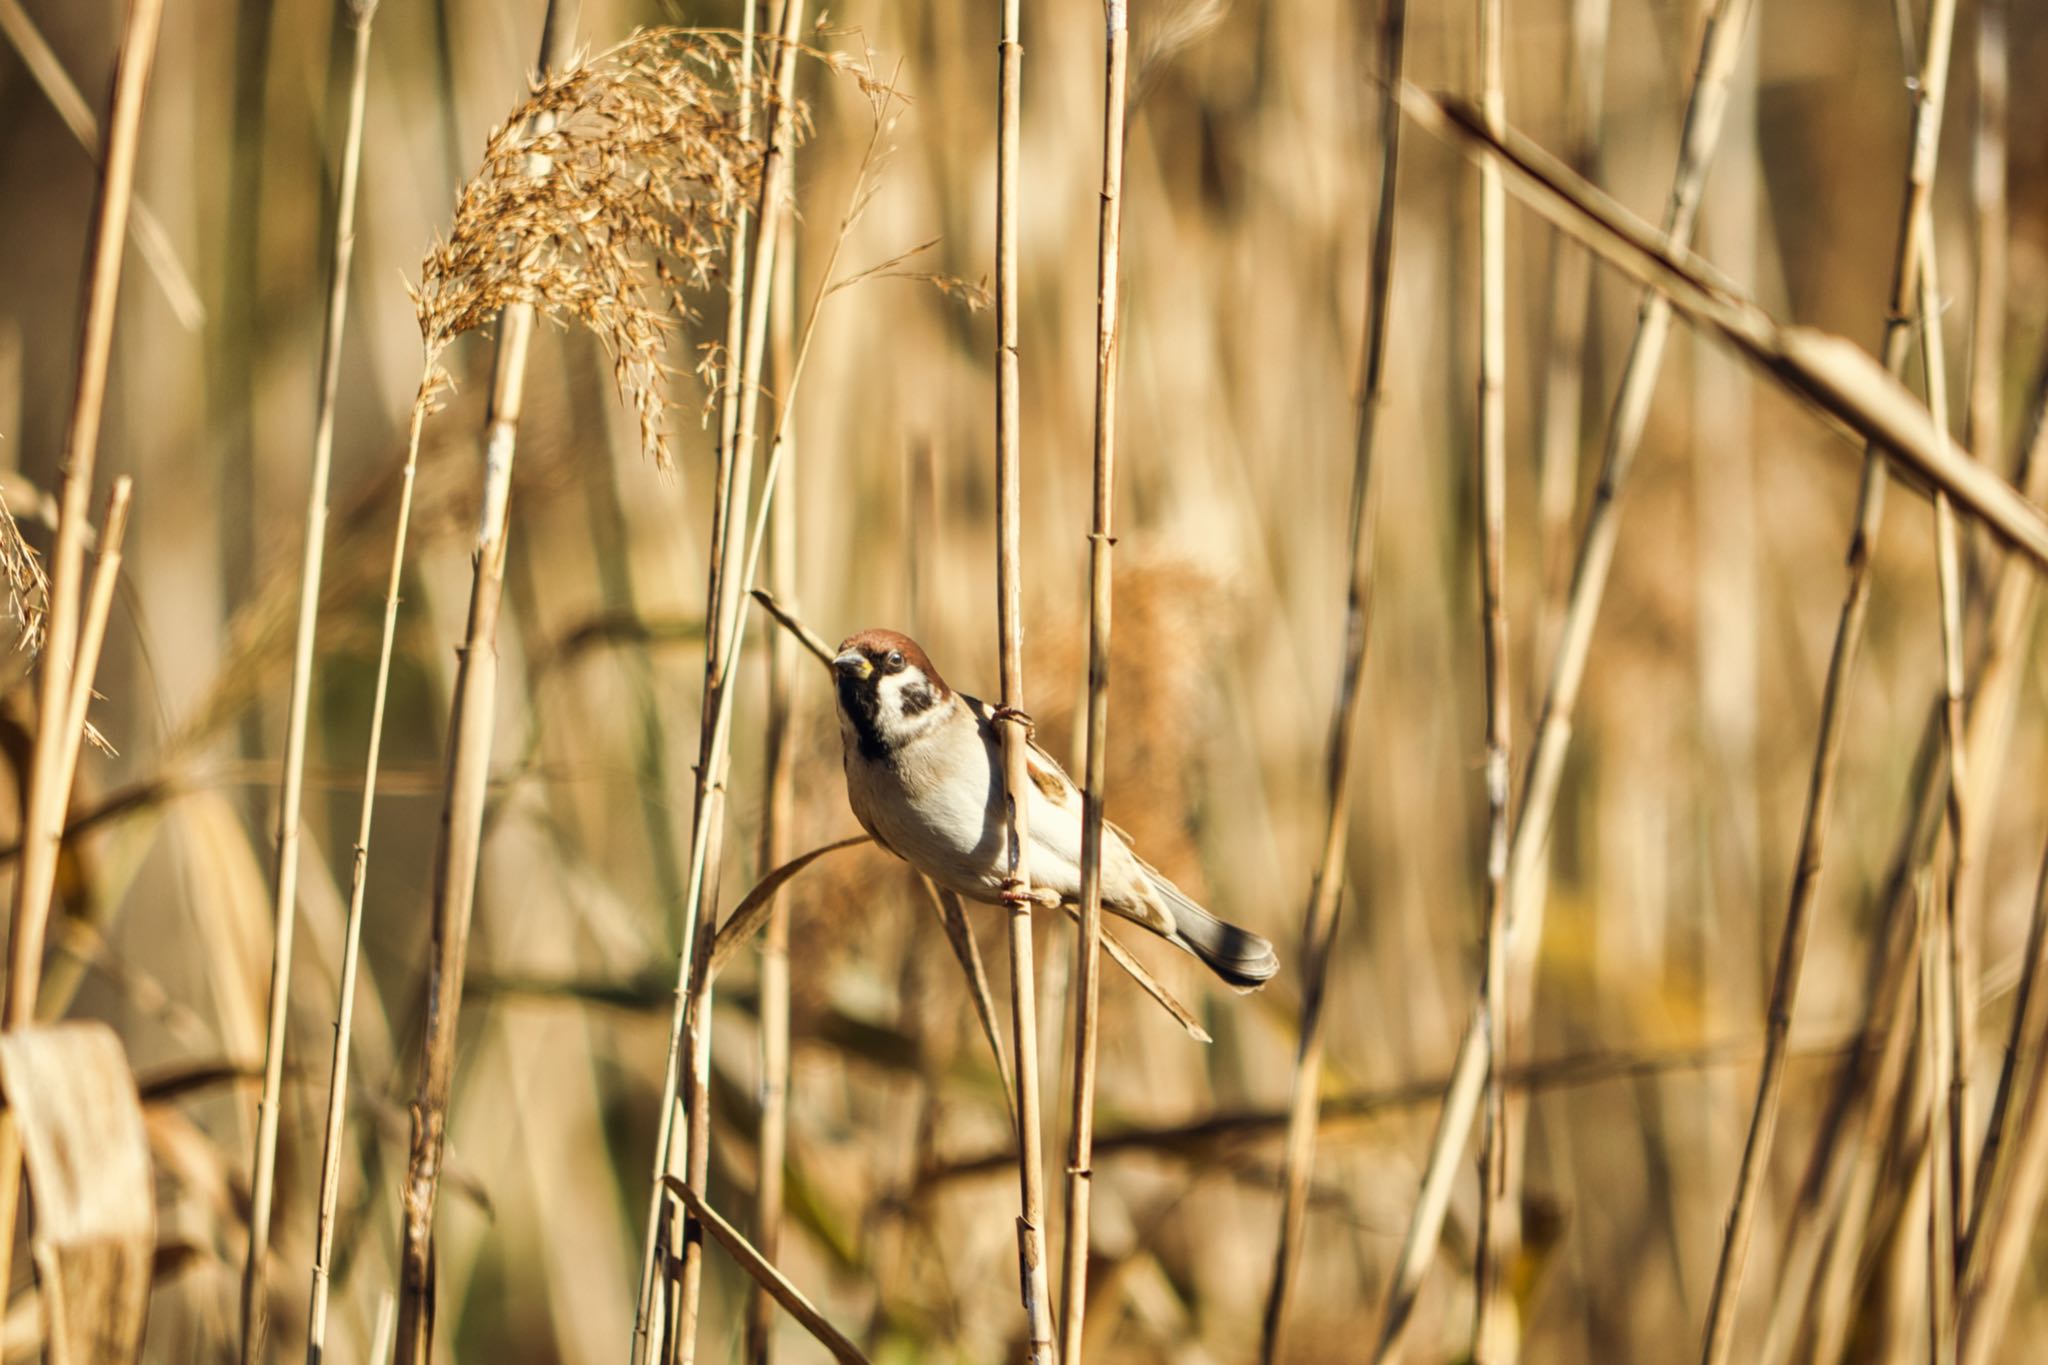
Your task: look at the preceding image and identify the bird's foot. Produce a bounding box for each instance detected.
[990,704,1036,740]
[997,879,1059,909]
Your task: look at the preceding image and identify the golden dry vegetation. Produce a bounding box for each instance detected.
[2,0,2048,1362]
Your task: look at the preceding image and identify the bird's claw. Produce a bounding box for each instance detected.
[991,704,1036,740]
[998,879,1057,909]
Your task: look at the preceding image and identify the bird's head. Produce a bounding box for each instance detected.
[832,629,952,759]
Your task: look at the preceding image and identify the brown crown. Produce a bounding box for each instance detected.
[836,628,951,696]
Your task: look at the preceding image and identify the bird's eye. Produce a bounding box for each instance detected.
[886,650,906,673]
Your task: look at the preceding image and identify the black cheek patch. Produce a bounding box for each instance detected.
[898,682,939,719]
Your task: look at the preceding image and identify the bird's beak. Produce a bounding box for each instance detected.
[833,651,872,680]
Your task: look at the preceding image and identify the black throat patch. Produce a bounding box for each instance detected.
[838,673,888,762]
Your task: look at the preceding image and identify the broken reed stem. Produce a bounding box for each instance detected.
[1918,207,1974,1264]
[1056,5,1126,1358]
[634,45,887,1365]
[1695,4,1957,1360]
[665,6,804,1360]
[1258,3,1405,1360]
[306,397,430,1363]
[745,196,799,1365]
[1368,6,1752,1329]
[0,0,162,1341]
[1471,0,1514,1356]
[992,0,1054,1355]
[664,1179,872,1365]
[242,5,377,1358]
[397,6,575,1359]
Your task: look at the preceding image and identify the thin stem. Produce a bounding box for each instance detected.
[1259,1,1405,1357]
[667,5,805,1359]
[1695,5,1957,1361]
[993,0,1054,1354]
[1921,871,1957,1365]
[0,0,163,1342]
[745,194,799,1365]
[1472,0,1514,1357]
[1057,5,1127,1359]
[632,56,893,1364]
[242,5,378,1357]
[396,6,577,1358]
[305,396,429,1363]
[1364,2,1753,1330]
[665,1179,872,1365]
[1918,204,1973,1264]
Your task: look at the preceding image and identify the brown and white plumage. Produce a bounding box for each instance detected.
[831,628,1279,990]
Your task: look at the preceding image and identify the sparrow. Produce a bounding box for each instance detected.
[830,628,1279,990]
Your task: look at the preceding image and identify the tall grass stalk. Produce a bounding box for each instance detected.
[634,49,894,1363]
[305,396,429,1362]
[989,0,1055,1354]
[1917,208,1974,1263]
[746,197,800,1365]
[665,6,804,1359]
[1056,3,1127,1357]
[1695,3,1957,1359]
[1965,0,2005,462]
[0,0,162,1340]
[1471,0,1514,1355]
[1375,5,1752,1320]
[397,6,576,1357]
[240,5,378,1358]
[1259,3,1405,1358]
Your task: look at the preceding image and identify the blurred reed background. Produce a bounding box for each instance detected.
[2,0,2047,1361]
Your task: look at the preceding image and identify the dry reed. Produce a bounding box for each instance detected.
[1471,0,1514,1354]
[1055,1,1129,1358]
[238,5,377,1358]
[1260,1,1406,1357]
[1695,4,1957,1356]
[0,0,163,1342]
[992,0,1055,1354]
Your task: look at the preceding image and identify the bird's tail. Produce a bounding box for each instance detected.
[1158,882,1280,991]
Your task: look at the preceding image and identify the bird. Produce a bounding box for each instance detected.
[829,627,1279,990]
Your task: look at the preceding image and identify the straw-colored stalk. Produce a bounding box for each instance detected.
[0,0,162,1340]
[305,394,431,1362]
[1695,3,1957,1359]
[1762,359,2048,1361]
[1371,1007,1487,1361]
[1918,209,1974,1262]
[1921,866,1958,1364]
[398,6,576,1357]
[663,7,804,1360]
[746,190,800,1365]
[1365,5,1751,1327]
[992,0,1055,1355]
[665,1179,872,1365]
[240,5,377,1358]
[1057,3,1127,1358]
[1471,0,1514,1357]
[633,52,895,1365]
[1259,3,1405,1359]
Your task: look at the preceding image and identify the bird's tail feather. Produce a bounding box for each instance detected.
[1158,883,1280,991]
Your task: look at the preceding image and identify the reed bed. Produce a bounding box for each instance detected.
[5,2,2048,1363]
